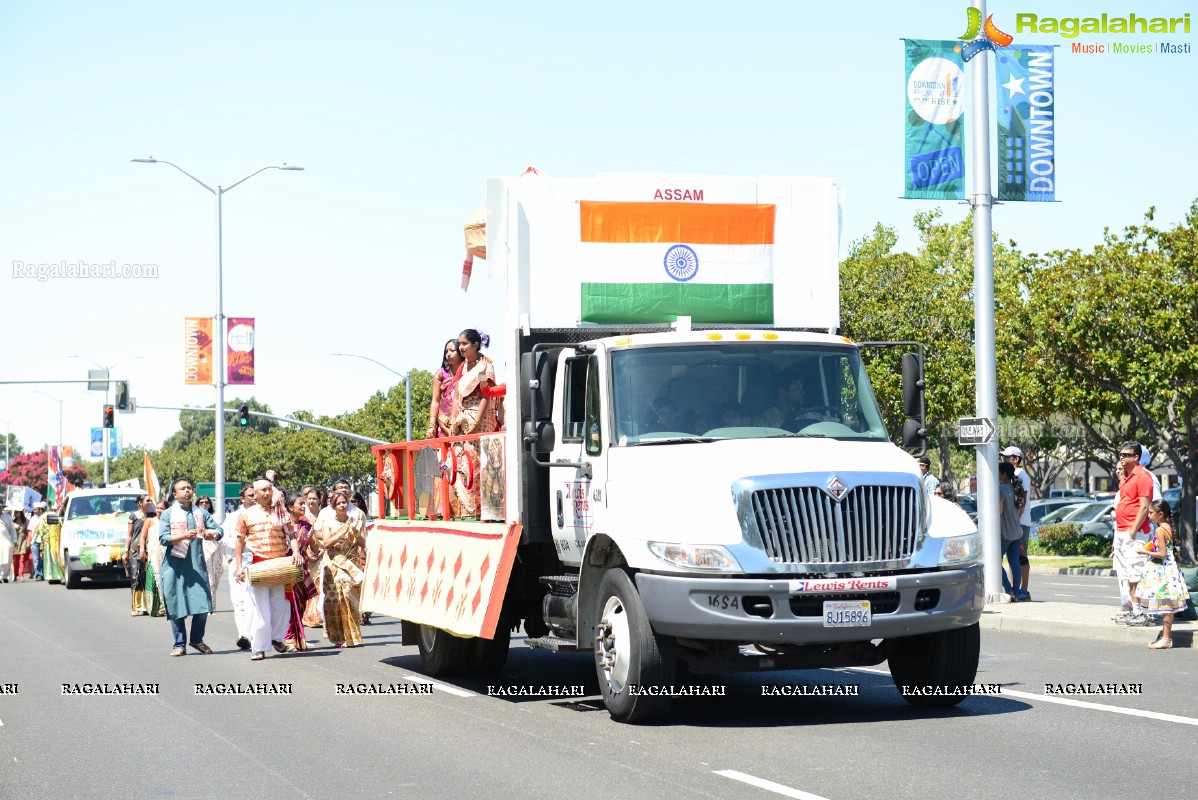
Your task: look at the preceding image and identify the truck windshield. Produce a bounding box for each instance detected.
[66,494,142,520]
[610,343,890,445]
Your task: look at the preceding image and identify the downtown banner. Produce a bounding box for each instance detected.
[227,317,255,385]
[184,316,213,385]
[903,39,966,200]
[996,45,1056,202]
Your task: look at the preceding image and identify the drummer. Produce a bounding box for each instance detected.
[234,477,303,661]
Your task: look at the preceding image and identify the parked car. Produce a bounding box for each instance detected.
[1049,489,1089,498]
[1028,497,1091,525]
[957,493,977,520]
[1031,501,1116,541]
[1028,502,1091,539]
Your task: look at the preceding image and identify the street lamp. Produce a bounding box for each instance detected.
[133,157,304,520]
[30,391,67,459]
[330,353,413,441]
[67,354,145,484]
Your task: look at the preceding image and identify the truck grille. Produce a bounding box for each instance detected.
[749,485,919,565]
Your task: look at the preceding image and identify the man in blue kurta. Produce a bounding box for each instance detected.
[158,478,223,656]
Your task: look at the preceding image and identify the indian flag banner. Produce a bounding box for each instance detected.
[578,201,775,324]
[485,173,839,330]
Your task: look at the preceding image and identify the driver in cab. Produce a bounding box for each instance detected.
[753,373,829,429]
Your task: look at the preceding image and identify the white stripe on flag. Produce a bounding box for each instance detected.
[577,243,771,284]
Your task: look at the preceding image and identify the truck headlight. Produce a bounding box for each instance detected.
[647,542,741,572]
[939,533,981,565]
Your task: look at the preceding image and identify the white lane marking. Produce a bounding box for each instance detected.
[839,668,1198,728]
[403,676,476,697]
[1001,689,1198,727]
[715,770,831,800]
[1052,594,1080,597]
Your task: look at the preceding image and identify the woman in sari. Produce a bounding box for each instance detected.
[282,491,316,651]
[142,500,169,616]
[10,510,30,581]
[315,490,366,648]
[426,338,464,519]
[301,485,325,628]
[452,328,500,518]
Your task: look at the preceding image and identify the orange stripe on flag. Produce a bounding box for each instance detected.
[580,201,775,245]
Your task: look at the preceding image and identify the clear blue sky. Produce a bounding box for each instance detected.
[2,0,1195,462]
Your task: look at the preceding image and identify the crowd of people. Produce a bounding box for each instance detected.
[123,474,371,658]
[0,502,50,583]
[922,439,1190,650]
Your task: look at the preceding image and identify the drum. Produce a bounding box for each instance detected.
[248,556,301,587]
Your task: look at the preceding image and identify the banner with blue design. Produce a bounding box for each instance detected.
[996,45,1056,202]
[903,39,966,200]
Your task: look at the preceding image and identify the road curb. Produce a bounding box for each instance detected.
[979,611,1166,644]
[1031,567,1117,576]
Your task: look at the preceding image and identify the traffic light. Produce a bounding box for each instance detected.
[114,381,130,411]
[238,403,250,428]
[103,405,115,428]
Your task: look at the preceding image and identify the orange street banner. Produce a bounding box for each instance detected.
[184,317,213,385]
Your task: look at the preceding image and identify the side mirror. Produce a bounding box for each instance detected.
[901,418,926,451]
[901,353,924,419]
[523,420,556,454]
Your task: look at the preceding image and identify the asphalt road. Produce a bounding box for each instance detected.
[1030,571,1122,606]
[1,577,1195,800]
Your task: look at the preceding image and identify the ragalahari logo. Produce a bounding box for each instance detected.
[958,7,1014,61]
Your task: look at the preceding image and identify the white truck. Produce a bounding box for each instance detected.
[363,173,982,722]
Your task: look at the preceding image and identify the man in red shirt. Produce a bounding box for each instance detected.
[1112,441,1153,624]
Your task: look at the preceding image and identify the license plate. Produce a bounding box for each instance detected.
[823,600,870,628]
[94,546,111,565]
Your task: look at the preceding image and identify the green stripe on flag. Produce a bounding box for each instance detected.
[581,283,773,325]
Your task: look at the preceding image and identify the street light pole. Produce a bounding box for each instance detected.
[330,353,413,441]
[133,158,303,520]
[0,417,10,470]
[31,392,65,456]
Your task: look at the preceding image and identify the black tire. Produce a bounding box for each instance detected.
[415,624,473,677]
[63,553,81,590]
[888,623,980,708]
[593,569,676,723]
[469,618,512,674]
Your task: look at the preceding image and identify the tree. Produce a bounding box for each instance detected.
[0,433,22,461]
[0,450,87,497]
[841,211,1039,489]
[161,396,279,450]
[1029,201,1198,560]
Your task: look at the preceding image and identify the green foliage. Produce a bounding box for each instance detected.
[1031,524,1109,556]
[1,433,22,460]
[161,396,280,450]
[103,371,436,493]
[1028,200,1198,558]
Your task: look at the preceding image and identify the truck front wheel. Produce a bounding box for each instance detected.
[888,623,980,707]
[63,553,81,589]
[593,569,675,723]
[416,624,473,676]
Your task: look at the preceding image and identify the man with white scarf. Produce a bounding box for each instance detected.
[234,477,300,660]
[157,478,223,656]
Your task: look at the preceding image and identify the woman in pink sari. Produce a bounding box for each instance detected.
[282,491,316,651]
[426,338,463,519]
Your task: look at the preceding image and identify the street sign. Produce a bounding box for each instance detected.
[87,369,109,391]
[957,417,996,446]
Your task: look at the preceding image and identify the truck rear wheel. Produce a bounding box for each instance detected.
[593,569,675,724]
[416,624,473,677]
[469,617,512,674]
[888,623,980,708]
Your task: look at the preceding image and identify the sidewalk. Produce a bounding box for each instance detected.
[980,600,1192,646]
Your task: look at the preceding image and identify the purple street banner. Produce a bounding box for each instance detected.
[996,45,1056,202]
[227,317,255,385]
[903,39,966,200]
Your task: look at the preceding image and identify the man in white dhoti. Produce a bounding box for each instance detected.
[222,484,255,650]
[234,478,300,660]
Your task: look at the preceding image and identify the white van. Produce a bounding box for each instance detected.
[59,488,143,589]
